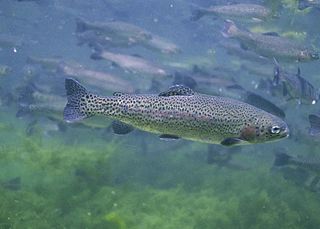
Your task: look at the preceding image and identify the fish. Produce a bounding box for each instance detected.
[1,177,21,191]
[141,35,180,54]
[76,30,135,49]
[58,62,135,93]
[191,3,271,22]
[222,20,319,62]
[0,34,23,49]
[273,60,319,104]
[274,151,320,173]
[26,56,62,72]
[298,0,320,10]
[207,145,248,170]
[63,78,289,146]
[309,114,320,136]
[0,65,12,77]
[90,49,168,77]
[76,18,152,46]
[16,83,112,130]
[220,40,271,65]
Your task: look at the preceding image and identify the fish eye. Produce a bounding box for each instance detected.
[270,125,281,134]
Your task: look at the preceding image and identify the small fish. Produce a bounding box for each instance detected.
[273,60,319,104]
[309,114,320,136]
[1,177,21,191]
[206,145,248,170]
[58,62,135,93]
[76,18,152,46]
[222,20,319,62]
[141,35,180,54]
[298,0,320,10]
[243,92,286,119]
[191,3,271,21]
[274,151,320,173]
[0,65,12,77]
[0,34,23,49]
[63,78,289,146]
[220,40,270,65]
[26,56,62,71]
[90,49,168,77]
[15,83,111,130]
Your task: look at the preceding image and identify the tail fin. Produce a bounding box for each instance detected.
[190,5,207,21]
[75,18,88,33]
[309,114,320,135]
[274,152,291,166]
[63,78,93,123]
[90,48,103,60]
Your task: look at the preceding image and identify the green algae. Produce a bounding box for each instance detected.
[1,121,320,228]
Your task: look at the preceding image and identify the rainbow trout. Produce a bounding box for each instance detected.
[222,20,319,62]
[63,79,289,146]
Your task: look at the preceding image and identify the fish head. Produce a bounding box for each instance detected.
[241,115,289,144]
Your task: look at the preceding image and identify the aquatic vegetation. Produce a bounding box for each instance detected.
[1,131,320,228]
[1,0,320,228]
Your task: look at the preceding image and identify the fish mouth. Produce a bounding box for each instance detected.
[280,126,290,138]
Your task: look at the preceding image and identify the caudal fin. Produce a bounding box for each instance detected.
[190,6,206,21]
[309,114,320,135]
[64,78,92,123]
[75,18,88,33]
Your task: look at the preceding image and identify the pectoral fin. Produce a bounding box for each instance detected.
[112,121,134,135]
[220,138,244,146]
[159,134,180,140]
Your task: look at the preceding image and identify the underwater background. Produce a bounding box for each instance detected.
[1,0,320,228]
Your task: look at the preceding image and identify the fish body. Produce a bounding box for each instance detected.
[0,34,23,49]
[76,18,151,46]
[26,56,62,71]
[223,20,319,62]
[141,35,180,54]
[274,152,320,173]
[273,61,319,104]
[76,30,128,48]
[191,3,271,21]
[58,62,134,93]
[309,114,320,136]
[91,50,167,77]
[64,79,289,146]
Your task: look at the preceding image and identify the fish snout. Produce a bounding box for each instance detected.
[280,124,290,138]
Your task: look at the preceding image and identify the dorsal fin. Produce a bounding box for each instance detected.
[159,85,195,97]
[297,67,301,76]
[112,120,134,135]
[113,92,127,96]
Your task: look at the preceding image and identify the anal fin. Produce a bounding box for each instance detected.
[220,138,244,146]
